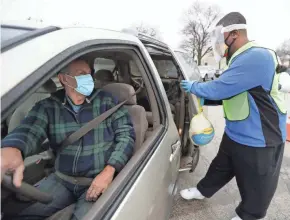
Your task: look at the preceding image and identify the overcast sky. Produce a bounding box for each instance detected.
[1,0,289,49]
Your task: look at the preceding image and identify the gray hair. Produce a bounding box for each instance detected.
[58,59,88,75]
[217,12,247,27]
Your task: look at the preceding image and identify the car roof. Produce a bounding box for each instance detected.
[1,26,143,96]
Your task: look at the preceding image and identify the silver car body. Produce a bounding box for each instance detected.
[1,25,199,220]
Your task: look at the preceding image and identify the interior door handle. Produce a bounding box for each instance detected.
[170,140,181,162]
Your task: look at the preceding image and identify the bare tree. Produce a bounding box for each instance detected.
[180,1,220,65]
[277,39,290,67]
[131,23,162,40]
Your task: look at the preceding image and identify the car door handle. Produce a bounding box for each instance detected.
[170,140,181,162]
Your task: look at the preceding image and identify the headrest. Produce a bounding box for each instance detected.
[36,78,58,93]
[94,69,114,82]
[102,83,136,105]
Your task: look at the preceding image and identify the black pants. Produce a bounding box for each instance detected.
[197,133,284,220]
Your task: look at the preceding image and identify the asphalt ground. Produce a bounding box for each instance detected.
[170,94,290,220]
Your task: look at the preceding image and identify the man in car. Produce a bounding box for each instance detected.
[1,59,135,220]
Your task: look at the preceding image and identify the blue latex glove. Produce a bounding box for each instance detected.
[180,80,195,93]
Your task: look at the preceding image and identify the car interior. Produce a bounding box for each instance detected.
[1,47,191,220]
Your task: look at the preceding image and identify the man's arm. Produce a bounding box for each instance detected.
[107,100,135,173]
[190,50,275,100]
[1,102,49,158]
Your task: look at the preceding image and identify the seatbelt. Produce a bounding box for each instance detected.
[54,86,143,185]
[58,99,126,153]
[58,86,142,153]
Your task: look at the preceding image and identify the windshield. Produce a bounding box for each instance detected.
[1,26,32,44]
[174,51,200,81]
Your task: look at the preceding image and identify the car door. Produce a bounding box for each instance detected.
[173,50,200,117]
[105,45,181,220]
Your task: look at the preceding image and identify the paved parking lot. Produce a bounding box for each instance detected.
[170,96,290,220]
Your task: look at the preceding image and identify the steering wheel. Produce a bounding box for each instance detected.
[2,174,53,204]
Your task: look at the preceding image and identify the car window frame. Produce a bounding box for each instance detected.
[171,50,199,116]
[1,39,171,219]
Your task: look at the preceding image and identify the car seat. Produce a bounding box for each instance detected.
[7,79,57,132]
[102,83,148,152]
[94,69,114,88]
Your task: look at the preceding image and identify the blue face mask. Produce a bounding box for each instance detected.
[66,74,94,96]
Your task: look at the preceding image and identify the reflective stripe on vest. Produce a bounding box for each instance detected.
[222,42,287,121]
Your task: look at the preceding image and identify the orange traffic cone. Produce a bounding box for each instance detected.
[287,117,290,142]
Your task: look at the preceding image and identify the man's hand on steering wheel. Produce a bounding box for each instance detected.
[1,147,53,204]
[1,147,24,188]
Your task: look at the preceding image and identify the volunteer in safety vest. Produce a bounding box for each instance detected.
[180,12,287,220]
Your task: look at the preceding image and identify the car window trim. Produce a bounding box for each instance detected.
[137,33,168,49]
[1,26,61,53]
[145,44,171,56]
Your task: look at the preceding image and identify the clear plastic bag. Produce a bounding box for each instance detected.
[189,98,215,146]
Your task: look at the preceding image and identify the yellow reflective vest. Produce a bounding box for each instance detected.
[222,42,287,121]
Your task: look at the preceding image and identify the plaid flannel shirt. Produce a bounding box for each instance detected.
[1,89,135,177]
